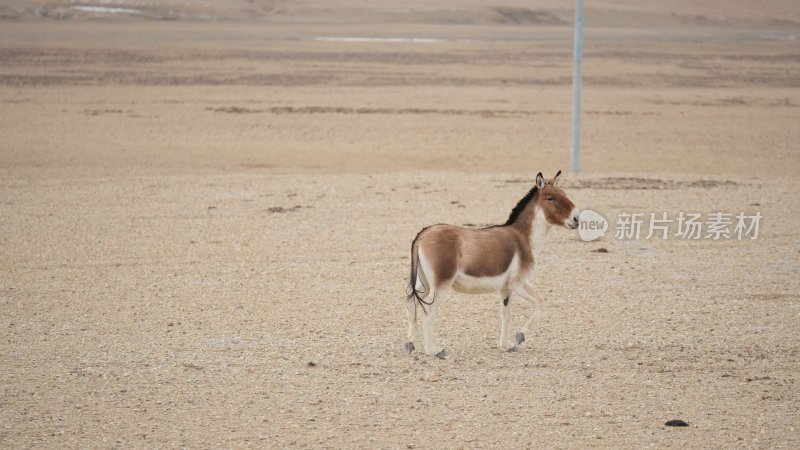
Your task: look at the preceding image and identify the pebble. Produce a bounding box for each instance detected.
[665,419,689,427]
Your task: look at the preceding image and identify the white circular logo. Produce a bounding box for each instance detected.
[578,209,608,242]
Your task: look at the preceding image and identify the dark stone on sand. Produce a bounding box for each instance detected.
[665,419,689,427]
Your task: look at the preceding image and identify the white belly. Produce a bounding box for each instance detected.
[452,272,509,294]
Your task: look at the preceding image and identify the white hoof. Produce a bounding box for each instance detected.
[499,341,516,351]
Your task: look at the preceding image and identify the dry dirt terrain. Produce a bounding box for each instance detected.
[1,1,799,448]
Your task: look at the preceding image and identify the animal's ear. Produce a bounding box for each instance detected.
[536,172,545,189]
[550,169,562,186]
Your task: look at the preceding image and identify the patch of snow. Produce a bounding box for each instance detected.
[71,6,144,15]
[311,36,444,43]
[757,34,797,41]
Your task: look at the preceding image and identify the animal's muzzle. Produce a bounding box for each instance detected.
[567,209,580,229]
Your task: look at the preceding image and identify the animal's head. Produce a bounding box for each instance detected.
[536,170,579,229]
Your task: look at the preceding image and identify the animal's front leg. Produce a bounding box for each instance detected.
[498,290,516,351]
[511,280,545,345]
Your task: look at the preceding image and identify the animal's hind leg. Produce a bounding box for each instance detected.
[421,286,449,358]
[405,270,429,354]
[511,281,545,345]
[498,290,516,351]
[404,297,418,354]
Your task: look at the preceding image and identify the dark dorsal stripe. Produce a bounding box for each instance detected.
[503,186,538,226]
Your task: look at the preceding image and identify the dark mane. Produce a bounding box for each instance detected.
[503,186,538,226]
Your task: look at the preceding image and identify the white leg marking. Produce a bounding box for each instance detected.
[499,291,515,351]
[405,298,418,344]
[422,289,447,357]
[512,280,545,337]
[406,248,433,354]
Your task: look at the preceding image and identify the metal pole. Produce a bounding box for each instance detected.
[570,0,584,173]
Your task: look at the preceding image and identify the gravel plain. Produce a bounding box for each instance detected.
[1,1,799,447]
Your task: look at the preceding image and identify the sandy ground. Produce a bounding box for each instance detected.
[1,1,799,448]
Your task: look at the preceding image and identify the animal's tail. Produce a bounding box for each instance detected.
[406,237,433,316]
